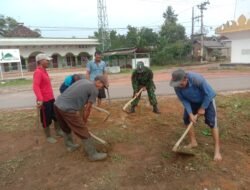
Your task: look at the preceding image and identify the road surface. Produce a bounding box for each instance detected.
[0,71,250,109]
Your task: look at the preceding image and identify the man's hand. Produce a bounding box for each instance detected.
[197,108,205,115]
[189,113,197,123]
[36,101,43,108]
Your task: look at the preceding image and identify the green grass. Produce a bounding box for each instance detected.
[0,78,32,87]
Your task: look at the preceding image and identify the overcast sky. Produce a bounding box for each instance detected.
[1,0,250,38]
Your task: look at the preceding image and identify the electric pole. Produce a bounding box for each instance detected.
[197,1,210,63]
[97,0,110,51]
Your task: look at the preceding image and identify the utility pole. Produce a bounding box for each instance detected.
[97,0,110,51]
[197,1,210,63]
[191,7,194,61]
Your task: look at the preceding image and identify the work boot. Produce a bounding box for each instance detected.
[43,127,57,144]
[129,106,136,113]
[83,137,107,161]
[54,122,64,137]
[64,133,80,152]
[152,105,160,114]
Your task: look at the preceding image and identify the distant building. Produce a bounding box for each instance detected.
[0,38,99,72]
[216,15,250,64]
[193,37,230,61]
[5,24,41,38]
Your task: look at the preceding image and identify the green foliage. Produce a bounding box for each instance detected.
[0,15,19,36]
[93,6,191,64]
[0,79,32,88]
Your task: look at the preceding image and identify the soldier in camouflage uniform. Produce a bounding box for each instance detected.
[130,61,160,114]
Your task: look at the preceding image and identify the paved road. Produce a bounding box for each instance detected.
[0,74,250,109]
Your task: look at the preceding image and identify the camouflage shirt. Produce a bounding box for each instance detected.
[131,67,155,91]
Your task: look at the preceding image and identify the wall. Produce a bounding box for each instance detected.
[225,31,250,64]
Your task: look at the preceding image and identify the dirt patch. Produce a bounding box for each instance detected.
[0,93,250,190]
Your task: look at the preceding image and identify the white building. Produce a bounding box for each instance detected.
[216,15,250,64]
[0,38,99,72]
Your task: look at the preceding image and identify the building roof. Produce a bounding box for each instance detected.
[6,25,41,38]
[103,47,150,56]
[194,40,224,48]
[216,15,250,34]
[0,38,100,46]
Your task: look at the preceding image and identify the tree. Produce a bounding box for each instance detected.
[0,15,41,37]
[126,25,139,47]
[138,27,158,48]
[0,15,19,36]
[152,6,191,65]
[163,6,177,24]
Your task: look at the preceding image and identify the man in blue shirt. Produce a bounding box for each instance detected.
[170,69,222,161]
[59,74,84,94]
[86,51,109,106]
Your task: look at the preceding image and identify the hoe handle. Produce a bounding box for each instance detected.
[122,88,143,111]
[172,115,198,152]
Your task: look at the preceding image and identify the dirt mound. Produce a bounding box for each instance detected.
[0,94,250,190]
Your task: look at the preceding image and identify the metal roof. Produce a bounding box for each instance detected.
[103,47,150,56]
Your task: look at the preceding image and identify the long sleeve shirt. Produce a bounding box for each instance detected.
[131,67,155,91]
[33,66,54,102]
[174,72,216,114]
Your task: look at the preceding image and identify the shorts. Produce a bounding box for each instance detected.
[40,99,57,128]
[98,88,106,99]
[183,99,217,128]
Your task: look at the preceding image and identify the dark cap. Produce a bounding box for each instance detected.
[136,61,145,73]
[169,69,186,87]
[94,75,108,88]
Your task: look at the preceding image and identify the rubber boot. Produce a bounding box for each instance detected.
[83,137,107,161]
[54,122,64,137]
[64,133,80,152]
[152,105,160,114]
[43,127,57,144]
[129,105,136,113]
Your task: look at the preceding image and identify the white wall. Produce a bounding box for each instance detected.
[225,31,250,64]
[231,39,250,63]
[17,45,96,58]
[132,58,150,69]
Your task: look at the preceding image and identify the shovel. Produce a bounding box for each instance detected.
[172,115,198,156]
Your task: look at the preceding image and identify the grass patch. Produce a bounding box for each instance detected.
[0,109,35,132]
[0,157,24,183]
[0,78,32,88]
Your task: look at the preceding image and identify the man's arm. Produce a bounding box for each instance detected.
[103,61,109,87]
[83,102,92,124]
[200,79,215,110]
[33,71,43,102]
[131,71,139,92]
[85,62,91,80]
[175,88,192,115]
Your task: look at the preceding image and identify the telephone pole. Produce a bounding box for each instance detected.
[197,1,210,63]
[97,0,110,51]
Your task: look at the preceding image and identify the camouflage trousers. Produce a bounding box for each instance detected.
[131,86,157,107]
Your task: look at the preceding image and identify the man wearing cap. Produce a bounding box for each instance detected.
[54,75,108,161]
[170,69,222,161]
[86,51,109,106]
[130,61,160,114]
[33,53,63,144]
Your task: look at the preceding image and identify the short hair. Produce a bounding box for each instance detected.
[95,50,102,56]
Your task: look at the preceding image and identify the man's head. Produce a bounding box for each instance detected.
[94,50,102,63]
[36,53,52,68]
[72,74,84,82]
[170,69,188,88]
[136,61,145,73]
[94,75,108,89]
